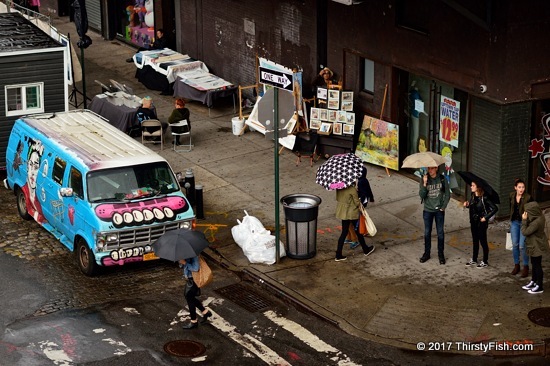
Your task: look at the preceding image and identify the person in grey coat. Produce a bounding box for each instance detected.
[521,201,549,294]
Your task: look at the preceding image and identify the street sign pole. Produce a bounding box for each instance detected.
[274,88,280,263]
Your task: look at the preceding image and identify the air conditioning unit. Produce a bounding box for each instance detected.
[331,0,363,5]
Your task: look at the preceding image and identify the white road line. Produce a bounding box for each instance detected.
[263,310,361,366]
[209,311,291,366]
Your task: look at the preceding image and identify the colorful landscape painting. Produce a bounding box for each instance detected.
[355,115,399,170]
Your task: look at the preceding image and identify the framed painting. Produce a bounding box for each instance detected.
[328,90,340,101]
[319,108,328,121]
[310,107,320,121]
[342,91,353,101]
[316,87,328,100]
[343,124,354,135]
[341,101,353,111]
[328,109,337,123]
[318,122,333,135]
[346,112,355,125]
[337,110,347,123]
[310,119,321,129]
[328,99,340,110]
[333,122,343,135]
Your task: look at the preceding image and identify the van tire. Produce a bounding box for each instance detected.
[16,188,32,220]
[76,239,98,276]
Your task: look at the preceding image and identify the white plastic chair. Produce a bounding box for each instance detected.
[171,120,192,152]
[141,119,164,150]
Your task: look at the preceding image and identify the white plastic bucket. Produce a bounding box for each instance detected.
[232,117,244,136]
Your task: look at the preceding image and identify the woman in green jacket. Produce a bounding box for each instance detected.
[521,201,549,294]
[335,185,375,261]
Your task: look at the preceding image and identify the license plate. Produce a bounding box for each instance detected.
[143,252,159,261]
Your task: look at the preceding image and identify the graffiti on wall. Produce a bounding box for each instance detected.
[528,113,550,185]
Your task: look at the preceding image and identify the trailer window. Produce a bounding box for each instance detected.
[5,83,44,117]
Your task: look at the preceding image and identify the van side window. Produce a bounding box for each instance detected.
[69,167,84,198]
[52,158,67,185]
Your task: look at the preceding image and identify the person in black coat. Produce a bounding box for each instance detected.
[358,167,374,207]
[463,181,498,268]
[126,29,168,62]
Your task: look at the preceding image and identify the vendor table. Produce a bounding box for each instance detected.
[88,92,143,133]
[173,76,237,109]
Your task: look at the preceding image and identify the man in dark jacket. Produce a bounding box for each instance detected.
[419,166,451,264]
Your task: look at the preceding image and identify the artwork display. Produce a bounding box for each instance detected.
[313,89,355,137]
[328,110,337,123]
[317,87,328,100]
[346,112,355,125]
[328,90,340,110]
[333,122,342,135]
[310,107,319,121]
[319,108,328,121]
[341,101,353,111]
[310,119,321,129]
[343,124,354,135]
[355,115,399,171]
[318,122,332,135]
[337,110,347,123]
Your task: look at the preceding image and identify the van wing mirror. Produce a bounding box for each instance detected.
[60,187,74,197]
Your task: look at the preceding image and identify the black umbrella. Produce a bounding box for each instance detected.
[152,229,210,261]
[457,171,500,204]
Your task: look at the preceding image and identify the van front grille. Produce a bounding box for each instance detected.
[104,222,181,250]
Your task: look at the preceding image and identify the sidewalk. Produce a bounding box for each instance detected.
[55,16,550,357]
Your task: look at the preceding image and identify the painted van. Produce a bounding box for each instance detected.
[3,110,194,275]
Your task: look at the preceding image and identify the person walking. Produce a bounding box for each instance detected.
[509,179,532,277]
[347,167,375,249]
[335,185,375,261]
[419,166,450,264]
[463,181,498,268]
[521,201,548,294]
[179,256,212,329]
[168,98,190,146]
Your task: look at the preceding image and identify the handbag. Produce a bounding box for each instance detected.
[358,214,368,236]
[506,232,513,250]
[192,256,213,288]
[359,205,377,237]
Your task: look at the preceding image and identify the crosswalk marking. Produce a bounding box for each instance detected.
[263,310,361,366]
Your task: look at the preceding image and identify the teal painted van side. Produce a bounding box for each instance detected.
[4,110,195,276]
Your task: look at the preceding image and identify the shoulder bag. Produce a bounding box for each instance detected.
[192,256,213,288]
[359,205,377,237]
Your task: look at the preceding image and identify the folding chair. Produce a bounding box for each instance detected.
[171,120,193,152]
[141,119,164,150]
[293,131,319,166]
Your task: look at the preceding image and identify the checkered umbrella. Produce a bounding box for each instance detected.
[316,153,364,190]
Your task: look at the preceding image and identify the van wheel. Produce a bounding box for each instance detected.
[76,239,98,276]
[16,188,32,220]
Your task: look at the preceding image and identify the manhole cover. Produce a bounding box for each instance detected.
[528,307,550,327]
[215,283,273,312]
[164,340,206,357]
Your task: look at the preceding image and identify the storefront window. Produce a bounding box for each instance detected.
[116,0,156,48]
[404,74,468,194]
[362,58,374,94]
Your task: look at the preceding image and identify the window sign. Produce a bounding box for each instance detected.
[439,95,460,148]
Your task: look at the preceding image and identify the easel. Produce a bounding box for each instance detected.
[67,33,90,108]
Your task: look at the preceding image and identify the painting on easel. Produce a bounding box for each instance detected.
[355,115,399,171]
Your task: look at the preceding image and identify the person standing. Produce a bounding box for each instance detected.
[521,202,548,294]
[463,181,498,268]
[168,98,190,146]
[179,257,212,329]
[509,179,532,277]
[419,166,450,264]
[335,185,375,261]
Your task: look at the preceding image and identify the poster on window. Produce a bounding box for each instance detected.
[356,115,399,171]
[439,96,460,148]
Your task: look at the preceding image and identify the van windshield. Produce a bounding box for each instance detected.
[87,162,180,203]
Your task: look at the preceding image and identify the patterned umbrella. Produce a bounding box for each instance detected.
[316,153,364,190]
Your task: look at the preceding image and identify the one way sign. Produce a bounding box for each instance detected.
[259,67,293,92]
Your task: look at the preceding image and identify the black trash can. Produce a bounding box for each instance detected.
[280,194,322,259]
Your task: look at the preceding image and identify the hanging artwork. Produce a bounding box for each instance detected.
[333,122,343,135]
[356,115,399,171]
[319,108,328,121]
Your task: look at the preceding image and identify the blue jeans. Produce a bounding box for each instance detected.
[423,210,445,257]
[510,220,529,266]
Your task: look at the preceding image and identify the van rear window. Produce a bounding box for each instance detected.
[87,162,180,202]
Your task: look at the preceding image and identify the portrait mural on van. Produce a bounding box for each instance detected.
[21,138,47,224]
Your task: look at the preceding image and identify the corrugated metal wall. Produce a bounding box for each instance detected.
[86,0,102,32]
[0,51,66,169]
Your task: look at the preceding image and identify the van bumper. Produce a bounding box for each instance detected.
[3,178,9,190]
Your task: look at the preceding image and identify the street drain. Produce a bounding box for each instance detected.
[528,307,550,327]
[164,340,206,358]
[215,283,273,312]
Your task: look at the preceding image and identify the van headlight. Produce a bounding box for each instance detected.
[106,234,119,242]
[179,221,192,229]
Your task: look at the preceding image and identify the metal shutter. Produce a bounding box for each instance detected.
[86,0,102,32]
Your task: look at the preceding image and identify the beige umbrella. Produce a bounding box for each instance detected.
[402,151,446,169]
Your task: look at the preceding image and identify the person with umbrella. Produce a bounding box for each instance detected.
[316,153,375,261]
[152,230,212,329]
[179,256,212,329]
[419,166,450,264]
[463,180,498,268]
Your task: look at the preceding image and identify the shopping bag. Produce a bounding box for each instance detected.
[505,232,513,250]
[358,214,368,236]
[359,205,377,237]
[192,256,213,288]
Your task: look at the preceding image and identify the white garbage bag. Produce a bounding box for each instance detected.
[231,210,286,264]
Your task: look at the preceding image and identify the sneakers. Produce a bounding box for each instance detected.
[476,261,488,268]
[522,281,536,290]
[439,257,446,265]
[335,255,347,262]
[345,239,360,249]
[465,259,477,266]
[364,245,375,257]
[528,285,544,294]
[419,254,430,263]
